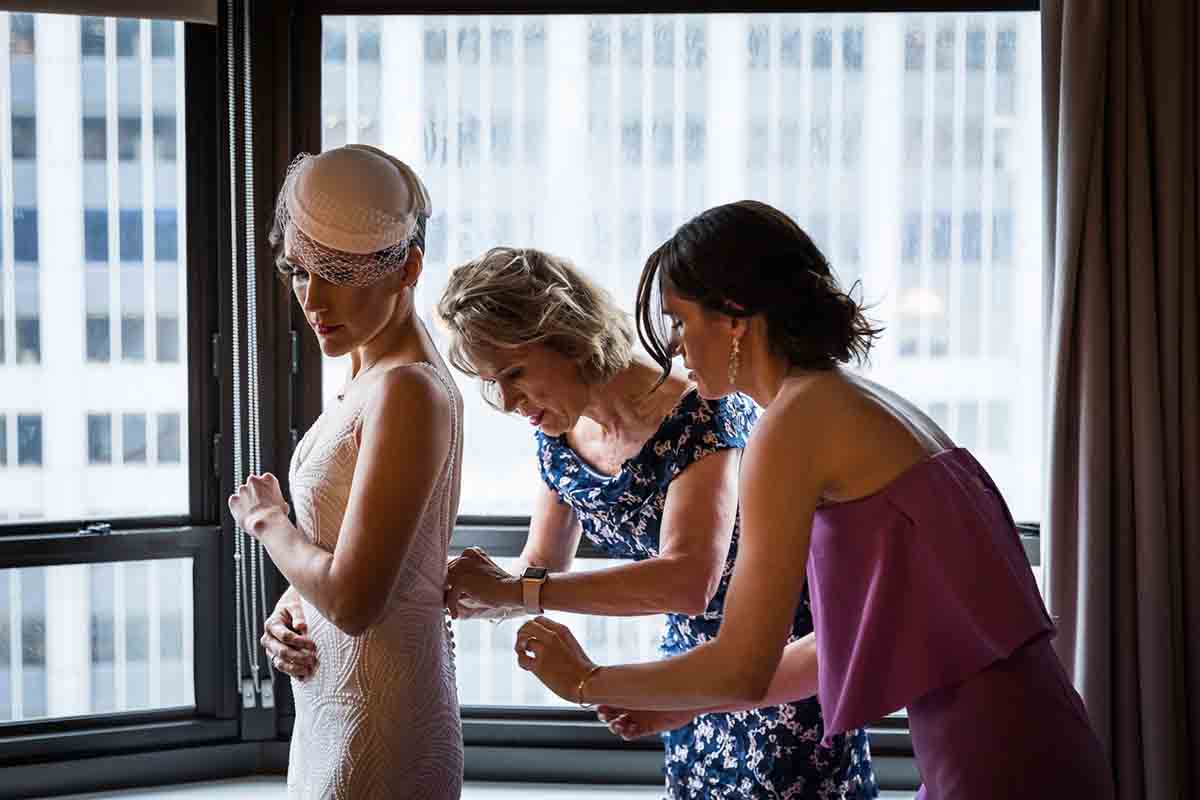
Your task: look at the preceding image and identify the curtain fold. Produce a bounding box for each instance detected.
[1042,1,1200,798]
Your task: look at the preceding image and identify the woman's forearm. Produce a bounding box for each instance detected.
[580,637,771,710]
[539,557,715,617]
[250,508,338,617]
[678,634,818,715]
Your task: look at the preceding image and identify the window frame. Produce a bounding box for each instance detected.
[0,0,1044,795]
[0,19,240,783]
[283,1,1039,790]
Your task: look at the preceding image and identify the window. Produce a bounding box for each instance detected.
[116,19,138,58]
[320,12,1045,721]
[81,16,104,57]
[156,261,180,363]
[9,14,33,56]
[122,413,147,464]
[150,20,173,58]
[0,12,190,524]
[153,115,175,162]
[11,115,35,159]
[17,414,41,466]
[119,209,142,261]
[84,209,108,261]
[154,209,177,260]
[88,413,112,464]
[0,14,216,772]
[327,12,1041,523]
[118,116,140,161]
[86,263,110,362]
[156,413,181,464]
[83,116,106,160]
[14,208,38,261]
[15,265,40,364]
[1,560,195,722]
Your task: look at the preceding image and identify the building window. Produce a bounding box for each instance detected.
[86,262,110,362]
[966,27,986,71]
[905,25,925,70]
[932,211,952,261]
[997,27,1017,74]
[84,209,108,261]
[14,207,38,261]
[156,315,179,363]
[86,315,110,362]
[812,27,832,68]
[150,20,173,58]
[83,116,106,160]
[122,413,147,463]
[10,13,34,56]
[119,209,142,261]
[0,13,189,528]
[323,17,346,62]
[153,115,175,161]
[843,28,864,71]
[358,19,380,61]
[157,413,181,464]
[122,315,145,361]
[116,19,138,58]
[81,16,105,57]
[936,24,955,71]
[962,211,982,262]
[154,209,177,261]
[12,115,35,159]
[0,414,7,465]
[15,265,40,364]
[87,413,112,464]
[994,211,1014,262]
[17,414,41,466]
[118,116,140,161]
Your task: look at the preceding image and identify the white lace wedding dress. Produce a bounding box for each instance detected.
[286,362,464,799]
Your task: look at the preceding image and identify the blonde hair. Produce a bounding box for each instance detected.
[437,247,635,400]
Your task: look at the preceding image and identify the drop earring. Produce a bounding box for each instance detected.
[728,336,741,386]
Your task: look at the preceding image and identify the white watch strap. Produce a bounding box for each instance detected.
[522,576,545,614]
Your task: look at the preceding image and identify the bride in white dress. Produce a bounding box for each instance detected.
[228,145,464,799]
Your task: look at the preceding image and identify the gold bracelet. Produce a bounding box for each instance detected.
[577,665,603,709]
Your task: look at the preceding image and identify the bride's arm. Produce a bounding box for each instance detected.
[245,367,452,636]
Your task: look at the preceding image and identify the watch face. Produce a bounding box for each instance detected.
[523,567,548,581]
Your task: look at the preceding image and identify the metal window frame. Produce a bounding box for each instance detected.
[276,0,1040,789]
[0,19,241,782]
[0,0,1043,794]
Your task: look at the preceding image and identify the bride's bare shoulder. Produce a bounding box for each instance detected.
[363,363,454,432]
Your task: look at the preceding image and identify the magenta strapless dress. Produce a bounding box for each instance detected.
[807,448,1113,799]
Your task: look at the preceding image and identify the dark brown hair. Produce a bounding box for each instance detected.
[636,200,882,382]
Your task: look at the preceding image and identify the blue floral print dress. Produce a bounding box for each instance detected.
[535,389,877,800]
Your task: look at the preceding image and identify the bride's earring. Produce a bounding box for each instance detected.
[728,336,741,386]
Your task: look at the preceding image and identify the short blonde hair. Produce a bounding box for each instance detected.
[437,247,635,393]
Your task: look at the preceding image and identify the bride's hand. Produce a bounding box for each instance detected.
[445,547,522,620]
[596,705,696,740]
[229,473,290,537]
[514,616,595,703]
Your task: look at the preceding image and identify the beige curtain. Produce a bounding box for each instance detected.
[1042,1,1200,798]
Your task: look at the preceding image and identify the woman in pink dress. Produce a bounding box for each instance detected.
[513,200,1114,799]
